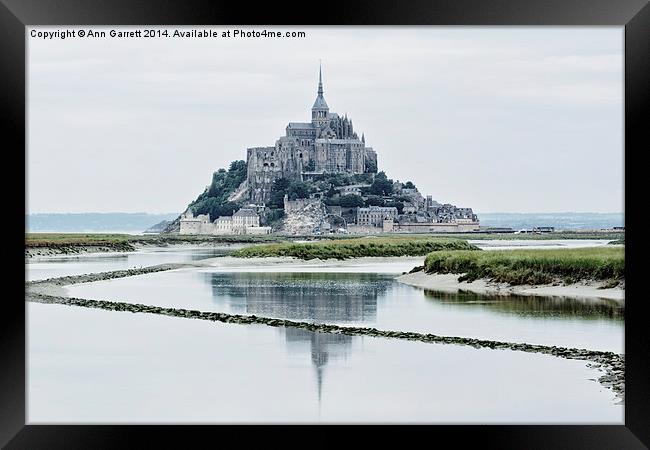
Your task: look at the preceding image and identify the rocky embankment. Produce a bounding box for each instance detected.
[280,201,327,235]
[27,264,182,288]
[25,242,136,258]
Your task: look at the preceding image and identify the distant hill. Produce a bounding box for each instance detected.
[26,213,179,234]
[477,212,624,231]
[144,219,173,234]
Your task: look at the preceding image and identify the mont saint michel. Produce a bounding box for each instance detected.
[27,27,624,427]
[173,67,479,236]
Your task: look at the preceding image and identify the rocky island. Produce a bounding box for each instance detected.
[164,66,479,236]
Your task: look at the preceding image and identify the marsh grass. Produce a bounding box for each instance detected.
[25,233,288,248]
[232,237,479,260]
[424,247,624,286]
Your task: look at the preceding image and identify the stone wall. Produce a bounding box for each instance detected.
[284,196,322,213]
[247,146,287,204]
[396,222,480,233]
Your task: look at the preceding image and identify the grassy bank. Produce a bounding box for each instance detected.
[25,233,288,247]
[25,233,296,257]
[423,247,624,286]
[232,237,480,260]
[26,233,133,246]
[25,233,136,252]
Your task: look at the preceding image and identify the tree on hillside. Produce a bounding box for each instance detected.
[189,159,247,218]
[385,200,405,214]
[364,195,385,207]
[268,178,290,209]
[304,159,316,171]
[353,173,374,184]
[324,173,352,187]
[287,181,311,200]
[268,178,312,206]
[369,171,394,196]
[339,194,364,208]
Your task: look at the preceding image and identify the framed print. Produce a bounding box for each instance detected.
[4,0,649,447]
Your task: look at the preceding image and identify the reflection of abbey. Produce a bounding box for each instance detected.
[206,271,387,403]
[247,66,377,205]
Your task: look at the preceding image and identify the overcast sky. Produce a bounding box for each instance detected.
[27,26,623,214]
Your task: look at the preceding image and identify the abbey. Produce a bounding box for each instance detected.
[247,66,378,204]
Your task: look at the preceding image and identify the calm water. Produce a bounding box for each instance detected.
[470,239,613,250]
[27,242,624,423]
[25,246,235,281]
[28,303,622,423]
[67,269,623,352]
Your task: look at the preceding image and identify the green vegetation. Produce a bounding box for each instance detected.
[423,247,624,286]
[232,237,479,260]
[421,289,623,318]
[25,233,136,253]
[26,233,134,247]
[188,160,247,219]
[267,178,315,209]
[304,159,316,171]
[324,194,365,208]
[360,194,404,212]
[369,171,394,196]
[25,233,289,249]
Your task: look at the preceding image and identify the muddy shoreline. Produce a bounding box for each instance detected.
[397,271,624,304]
[25,241,247,259]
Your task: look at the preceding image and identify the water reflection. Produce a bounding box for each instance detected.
[423,289,624,320]
[205,272,391,402]
[206,272,390,322]
[284,329,353,403]
[27,246,232,281]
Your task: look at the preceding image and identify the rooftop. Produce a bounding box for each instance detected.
[315,138,362,144]
[287,122,315,129]
[233,208,258,218]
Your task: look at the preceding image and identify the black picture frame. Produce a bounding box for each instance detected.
[5,0,648,447]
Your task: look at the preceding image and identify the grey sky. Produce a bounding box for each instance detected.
[27,26,623,213]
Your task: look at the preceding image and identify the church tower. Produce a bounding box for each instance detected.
[311,64,329,128]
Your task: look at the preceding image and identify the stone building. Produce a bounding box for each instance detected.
[356,206,398,227]
[247,66,378,204]
[335,183,371,196]
[214,216,233,234]
[232,208,260,228]
[178,213,212,235]
[393,202,480,233]
[179,208,271,235]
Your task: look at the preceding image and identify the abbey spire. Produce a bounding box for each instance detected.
[246,64,378,205]
[311,63,329,126]
[318,63,324,96]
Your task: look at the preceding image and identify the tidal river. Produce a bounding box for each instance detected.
[26,241,623,424]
